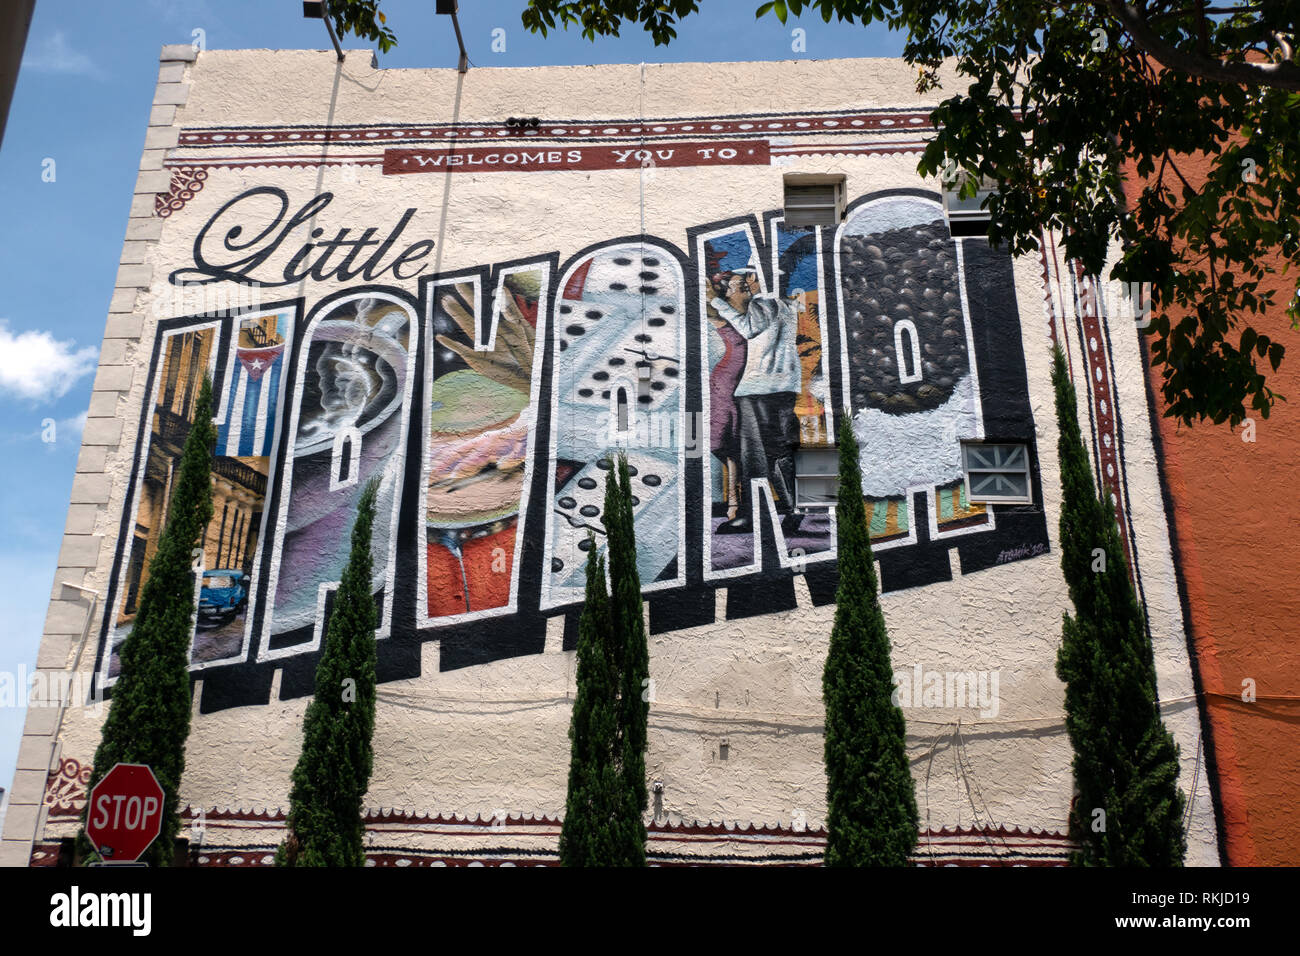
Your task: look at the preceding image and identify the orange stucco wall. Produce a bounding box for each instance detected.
[1126,152,1300,866]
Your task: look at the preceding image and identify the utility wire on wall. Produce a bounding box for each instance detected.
[376,684,1255,728]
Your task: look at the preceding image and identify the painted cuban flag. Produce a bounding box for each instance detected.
[217,313,289,458]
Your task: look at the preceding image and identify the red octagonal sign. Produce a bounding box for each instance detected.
[85,763,165,863]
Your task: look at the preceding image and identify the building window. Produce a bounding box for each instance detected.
[795,448,839,508]
[941,172,997,237]
[783,175,845,229]
[962,443,1032,504]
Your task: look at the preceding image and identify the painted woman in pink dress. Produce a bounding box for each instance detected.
[708,269,748,522]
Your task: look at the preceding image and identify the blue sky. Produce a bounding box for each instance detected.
[0,0,903,800]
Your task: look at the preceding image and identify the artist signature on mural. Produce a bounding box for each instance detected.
[996,542,1049,564]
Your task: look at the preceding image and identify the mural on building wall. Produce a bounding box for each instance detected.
[423,266,546,622]
[543,242,686,608]
[261,294,416,659]
[94,186,1049,707]
[836,196,989,544]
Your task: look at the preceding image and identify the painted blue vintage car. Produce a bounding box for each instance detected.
[198,570,248,626]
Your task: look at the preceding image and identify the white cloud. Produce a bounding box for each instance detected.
[0,321,98,403]
[21,31,103,78]
[57,411,87,445]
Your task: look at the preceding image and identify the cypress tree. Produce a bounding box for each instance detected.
[605,453,648,865]
[1052,347,1186,866]
[80,376,217,867]
[277,477,380,867]
[558,540,623,866]
[822,411,919,866]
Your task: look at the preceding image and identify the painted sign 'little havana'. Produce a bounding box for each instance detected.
[382,139,771,175]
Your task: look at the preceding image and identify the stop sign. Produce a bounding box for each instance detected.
[85,763,165,863]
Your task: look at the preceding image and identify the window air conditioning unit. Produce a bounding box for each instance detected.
[783,176,845,229]
[942,173,997,237]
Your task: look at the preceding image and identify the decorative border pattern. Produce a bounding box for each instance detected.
[43,757,91,816]
[31,805,1072,867]
[172,108,935,150]
[161,140,932,169]
[1039,231,1133,571]
[152,110,935,217]
[1069,263,1135,572]
[154,166,208,218]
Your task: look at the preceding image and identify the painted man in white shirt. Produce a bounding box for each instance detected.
[709,267,803,536]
